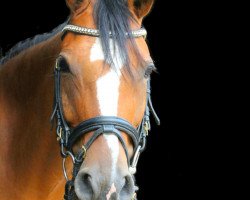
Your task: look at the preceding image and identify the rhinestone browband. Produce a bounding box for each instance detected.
[62,24,147,38]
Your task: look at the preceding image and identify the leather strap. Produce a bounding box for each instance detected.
[68,116,138,149]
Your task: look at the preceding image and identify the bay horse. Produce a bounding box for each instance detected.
[0,0,159,199]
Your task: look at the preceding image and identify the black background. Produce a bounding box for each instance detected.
[0,1,212,199]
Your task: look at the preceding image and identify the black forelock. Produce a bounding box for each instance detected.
[94,0,145,74]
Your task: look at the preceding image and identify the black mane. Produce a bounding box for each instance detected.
[0,22,67,65]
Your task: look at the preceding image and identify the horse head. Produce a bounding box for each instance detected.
[50,0,158,199]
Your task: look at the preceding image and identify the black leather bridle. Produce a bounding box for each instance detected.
[50,24,160,200]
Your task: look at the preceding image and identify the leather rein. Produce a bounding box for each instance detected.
[50,24,160,200]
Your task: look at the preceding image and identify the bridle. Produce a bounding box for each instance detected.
[50,24,160,200]
[51,24,160,200]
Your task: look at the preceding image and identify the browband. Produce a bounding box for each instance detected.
[62,24,147,38]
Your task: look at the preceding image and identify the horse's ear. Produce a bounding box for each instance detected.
[134,0,155,19]
[66,0,83,13]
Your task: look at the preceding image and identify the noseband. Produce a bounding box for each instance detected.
[50,24,160,200]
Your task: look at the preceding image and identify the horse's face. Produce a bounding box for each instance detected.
[58,0,155,199]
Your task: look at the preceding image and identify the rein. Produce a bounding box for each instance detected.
[50,24,160,200]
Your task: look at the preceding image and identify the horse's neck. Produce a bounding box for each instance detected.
[0,34,66,199]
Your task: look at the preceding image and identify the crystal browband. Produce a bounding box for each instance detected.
[62,24,147,38]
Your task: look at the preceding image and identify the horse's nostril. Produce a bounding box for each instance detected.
[75,172,94,200]
[82,173,91,184]
[81,173,93,193]
[120,175,135,197]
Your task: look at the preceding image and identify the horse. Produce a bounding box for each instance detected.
[0,0,159,199]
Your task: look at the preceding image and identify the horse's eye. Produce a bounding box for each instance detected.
[144,64,155,78]
[58,57,70,73]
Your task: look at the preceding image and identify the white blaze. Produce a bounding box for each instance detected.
[106,183,117,200]
[91,38,123,179]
